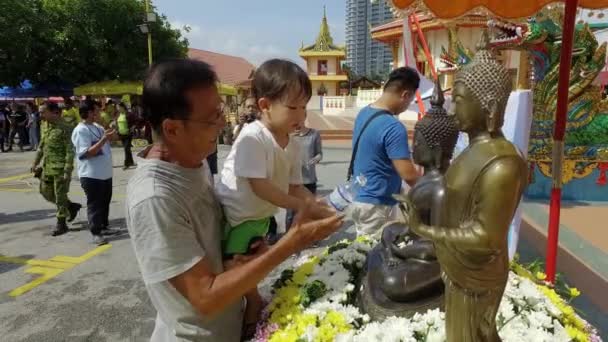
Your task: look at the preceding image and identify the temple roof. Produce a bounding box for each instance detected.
[300,6,345,57]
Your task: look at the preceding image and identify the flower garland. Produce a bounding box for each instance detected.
[252,237,603,342]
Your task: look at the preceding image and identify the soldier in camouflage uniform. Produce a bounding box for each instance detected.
[31,102,82,236]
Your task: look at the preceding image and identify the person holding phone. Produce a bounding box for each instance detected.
[72,100,116,245]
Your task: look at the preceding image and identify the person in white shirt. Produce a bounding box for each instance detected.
[72,100,116,245]
[216,59,335,333]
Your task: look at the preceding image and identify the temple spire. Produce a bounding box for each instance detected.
[314,5,334,51]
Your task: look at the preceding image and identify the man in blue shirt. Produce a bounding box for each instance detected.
[351,67,421,236]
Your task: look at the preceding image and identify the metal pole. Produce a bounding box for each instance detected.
[145,0,153,66]
[545,0,579,284]
[404,16,426,118]
[411,13,437,81]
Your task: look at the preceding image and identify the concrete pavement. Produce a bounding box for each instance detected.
[0,144,353,341]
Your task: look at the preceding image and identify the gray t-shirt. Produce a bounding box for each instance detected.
[292,128,322,184]
[126,152,243,342]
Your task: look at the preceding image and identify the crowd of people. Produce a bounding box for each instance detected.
[0,102,40,152]
[25,97,150,244]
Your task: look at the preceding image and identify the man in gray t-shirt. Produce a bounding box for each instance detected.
[127,154,243,341]
[128,59,343,342]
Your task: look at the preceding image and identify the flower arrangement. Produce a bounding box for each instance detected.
[252,237,603,342]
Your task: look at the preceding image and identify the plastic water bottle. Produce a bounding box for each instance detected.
[325,174,367,213]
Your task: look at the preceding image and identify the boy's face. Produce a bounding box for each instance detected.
[262,92,308,134]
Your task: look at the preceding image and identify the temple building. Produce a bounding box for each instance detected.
[369,11,529,91]
[299,7,348,96]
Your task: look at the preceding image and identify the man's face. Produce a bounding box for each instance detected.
[451,82,485,132]
[42,108,60,122]
[397,90,416,113]
[245,98,257,114]
[93,105,102,121]
[173,86,225,163]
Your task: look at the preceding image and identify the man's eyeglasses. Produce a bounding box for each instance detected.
[175,103,225,127]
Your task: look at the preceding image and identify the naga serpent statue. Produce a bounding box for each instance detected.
[488,11,608,188]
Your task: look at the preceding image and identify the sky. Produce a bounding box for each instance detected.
[154,0,346,66]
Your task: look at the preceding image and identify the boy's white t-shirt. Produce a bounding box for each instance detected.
[217,120,303,227]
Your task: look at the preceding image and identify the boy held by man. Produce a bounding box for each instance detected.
[216,59,335,335]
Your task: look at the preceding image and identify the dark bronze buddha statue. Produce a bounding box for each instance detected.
[358,79,459,321]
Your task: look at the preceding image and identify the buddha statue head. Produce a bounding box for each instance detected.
[413,78,459,171]
[452,31,512,134]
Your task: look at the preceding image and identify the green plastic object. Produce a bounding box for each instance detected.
[223,217,270,256]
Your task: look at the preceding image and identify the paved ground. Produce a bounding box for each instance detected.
[0,144,354,341]
[0,144,605,341]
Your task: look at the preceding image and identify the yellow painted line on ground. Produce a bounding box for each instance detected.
[0,188,33,193]
[52,244,112,264]
[9,267,64,297]
[0,255,75,269]
[1,244,112,297]
[0,173,33,184]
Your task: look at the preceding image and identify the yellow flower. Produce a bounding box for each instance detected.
[565,324,589,342]
[269,329,299,342]
[535,271,547,280]
[569,287,581,298]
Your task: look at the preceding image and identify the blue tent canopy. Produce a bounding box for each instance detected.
[0,80,73,98]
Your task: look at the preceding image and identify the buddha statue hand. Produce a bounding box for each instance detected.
[396,195,424,238]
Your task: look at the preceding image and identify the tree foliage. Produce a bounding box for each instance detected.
[0,0,188,87]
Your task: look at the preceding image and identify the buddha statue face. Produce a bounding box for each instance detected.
[451,81,491,133]
[451,31,512,134]
[413,130,438,168]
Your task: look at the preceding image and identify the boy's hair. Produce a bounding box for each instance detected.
[384,67,420,93]
[79,99,96,119]
[252,59,312,103]
[142,59,218,134]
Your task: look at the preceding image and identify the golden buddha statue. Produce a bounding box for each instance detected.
[399,31,528,342]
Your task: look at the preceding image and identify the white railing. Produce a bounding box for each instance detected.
[356,89,382,108]
[322,96,347,115]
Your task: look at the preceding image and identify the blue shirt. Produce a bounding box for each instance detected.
[72,123,113,180]
[352,106,411,206]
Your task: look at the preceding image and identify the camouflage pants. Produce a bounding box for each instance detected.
[40,174,70,219]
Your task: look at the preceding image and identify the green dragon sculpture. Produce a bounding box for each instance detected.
[489,14,608,185]
[439,27,474,73]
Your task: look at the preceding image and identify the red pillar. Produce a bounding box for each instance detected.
[545,0,579,283]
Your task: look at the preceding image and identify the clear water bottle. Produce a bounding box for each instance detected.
[325,174,367,213]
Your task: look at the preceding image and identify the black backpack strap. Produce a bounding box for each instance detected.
[347,110,389,180]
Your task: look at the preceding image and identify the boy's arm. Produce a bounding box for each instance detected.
[248,178,302,210]
[289,184,315,201]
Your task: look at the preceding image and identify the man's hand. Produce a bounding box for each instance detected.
[308,155,322,166]
[104,128,117,140]
[284,210,344,250]
[62,171,72,182]
[223,241,269,270]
